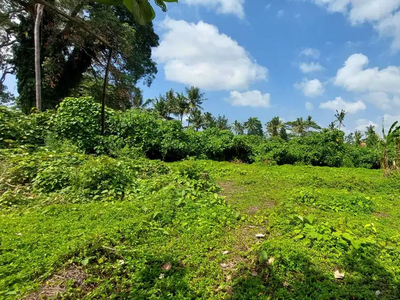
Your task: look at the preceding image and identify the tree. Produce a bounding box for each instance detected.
[6,1,161,112]
[152,95,170,120]
[266,116,284,137]
[132,88,151,109]
[328,122,336,131]
[345,133,355,145]
[381,120,400,176]
[203,112,216,129]
[287,118,306,137]
[355,130,362,146]
[34,3,44,111]
[188,109,203,131]
[244,117,263,136]
[334,109,346,130]
[174,92,189,124]
[186,86,206,112]
[305,115,321,132]
[366,125,379,147]
[279,126,288,141]
[165,88,177,118]
[232,120,245,135]
[215,115,230,131]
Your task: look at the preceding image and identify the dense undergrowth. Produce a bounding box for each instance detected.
[0,97,381,168]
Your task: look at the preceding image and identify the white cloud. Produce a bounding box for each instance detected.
[153,19,268,91]
[299,62,324,73]
[355,119,379,132]
[319,97,366,114]
[305,101,314,110]
[182,0,245,18]
[335,53,400,94]
[294,79,325,97]
[312,0,400,50]
[300,48,320,59]
[228,90,271,108]
[277,10,284,18]
[265,3,271,10]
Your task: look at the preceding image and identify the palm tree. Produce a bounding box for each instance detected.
[266,117,284,137]
[174,92,189,124]
[305,116,321,132]
[334,109,346,130]
[186,86,206,113]
[381,120,400,175]
[152,95,170,120]
[216,115,230,130]
[354,130,362,146]
[132,89,152,109]
[165,89,178,118]
[244,117,263,136]
[328,122,336,131]
[232,120,245,135]
[287,118,306,137]
[365,125,379,147]
[188,109,204,131]
[203,112,216,129]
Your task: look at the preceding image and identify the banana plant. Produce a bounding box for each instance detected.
[381,120,400,176]
[96,0,178,25]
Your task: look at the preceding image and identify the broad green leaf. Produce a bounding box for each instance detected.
[123,0,156,25]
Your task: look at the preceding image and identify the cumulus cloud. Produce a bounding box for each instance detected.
[305,101,314,110]
[319,97,366,114]
[182,0,245,18]
[334,53,400,110]
[299,62,324,73]
[153,19,268,91]
[312,0,400,50]
[294,79,325,97]
[335,53,400,94]
[300,48,320,59]
[228,90,271,108]
[277,10,284,18]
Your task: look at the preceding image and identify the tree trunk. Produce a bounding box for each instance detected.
[101,48,113,136]
[34,4,44,111]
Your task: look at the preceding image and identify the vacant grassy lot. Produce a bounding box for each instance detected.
[1,157,400,299]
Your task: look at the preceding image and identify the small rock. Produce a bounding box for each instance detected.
[159,273,165,279]
[334,270,345,279]
[251,270,258,277]
[222,251,229,255]
[255,234,266,238]
[162,263,172,271]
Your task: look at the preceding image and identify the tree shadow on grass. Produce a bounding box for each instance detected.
[230,248,399,300]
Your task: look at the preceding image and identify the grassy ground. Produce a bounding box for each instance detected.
[1,157,400,299]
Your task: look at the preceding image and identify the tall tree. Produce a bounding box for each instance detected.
[5,1,160,112]
[266,116,284,137]
[287,118,306,137]
[279,126,288,141]
[132,88,151,109]
[334,109,346,130]
[152,95,170,119]
[203,112,216,129]
[328,122,336,131]
[188,109,203,131]
[365,125,379,147]
[305,115,321,132]
[355,130,362,146]
[232,120,245,135]
[34,3,44,111]
[381,121,400,176]
[244,117,263,136]
[174,92,189,124]
[186,86,206,112]
[215,115,230,130]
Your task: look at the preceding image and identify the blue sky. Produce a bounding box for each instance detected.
[6,0,400,134]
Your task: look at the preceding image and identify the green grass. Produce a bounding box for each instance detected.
[1,157,400,299]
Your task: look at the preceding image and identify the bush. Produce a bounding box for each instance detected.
[51,97,115,153]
